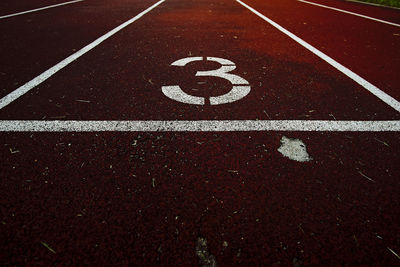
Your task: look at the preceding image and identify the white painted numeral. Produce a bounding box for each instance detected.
[162,57,251,105]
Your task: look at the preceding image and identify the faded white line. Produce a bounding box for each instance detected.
[0,0,85,20]
[298,0,400,27]
[236,0,400,113]
[0,120,399,132]
[0,0,166,110]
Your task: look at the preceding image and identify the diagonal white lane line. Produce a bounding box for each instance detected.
[298,0,400,27]
[236,0,400,113]
[0,120,399,132]
[0,0,166,110]
[0,0,85,20]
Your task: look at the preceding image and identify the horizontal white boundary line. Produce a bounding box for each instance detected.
[0,0,165,110]
[298,0,400,27]
[236,0,400,113]
[0,120,399,132]
[0,0,85,20]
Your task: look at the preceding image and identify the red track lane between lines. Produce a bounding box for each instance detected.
[0,0,161,98]
[245,0,400,99]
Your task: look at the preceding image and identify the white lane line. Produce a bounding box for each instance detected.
[0,120,399,132]
[346,0,400,10]
[236,0,400,113]
[0,0,166,110]
[0,0,85,20]
[298,0,400,27]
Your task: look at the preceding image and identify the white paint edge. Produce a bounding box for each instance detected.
[236,0,400,113]
[0,120,399,132]
[0,0,85,20]
[171,57,203,66]
[206,57,235,65]
[0,0,166,110]
[297,0,400,27]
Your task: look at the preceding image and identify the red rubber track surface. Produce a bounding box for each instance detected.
[0,0,71,15]
[1,0,399,265]
[0,0,399,120]
[0,0,159,98]
[245,0,400,99]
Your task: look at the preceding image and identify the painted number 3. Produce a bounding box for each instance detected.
[162,57,251,105]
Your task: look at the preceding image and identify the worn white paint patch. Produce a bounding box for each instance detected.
[278,136,312,162]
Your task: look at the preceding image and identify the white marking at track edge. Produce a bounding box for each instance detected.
[0,0,166,110]
[297,0,400,27]
[0,0,85,20]
[345,0,400,10]
[236,0,400,113]
[0,120,399,132]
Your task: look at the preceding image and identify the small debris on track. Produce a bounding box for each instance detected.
[196,237,217,267]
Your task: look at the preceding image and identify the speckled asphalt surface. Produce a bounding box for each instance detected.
[1,0,399,265]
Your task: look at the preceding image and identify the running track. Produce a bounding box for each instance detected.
[1,0,399,265]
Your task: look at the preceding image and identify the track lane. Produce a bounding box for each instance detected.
[244,0,400,100]
[297,0,400,27]
[299,0,400,24]
[0,0,399,121]
[1,0,400,265]
[0,0,161,98]
[0,0,85,20]
[1,130,399,265]
[0,0,75,16]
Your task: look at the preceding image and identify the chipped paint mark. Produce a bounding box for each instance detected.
[278,136,312,162]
